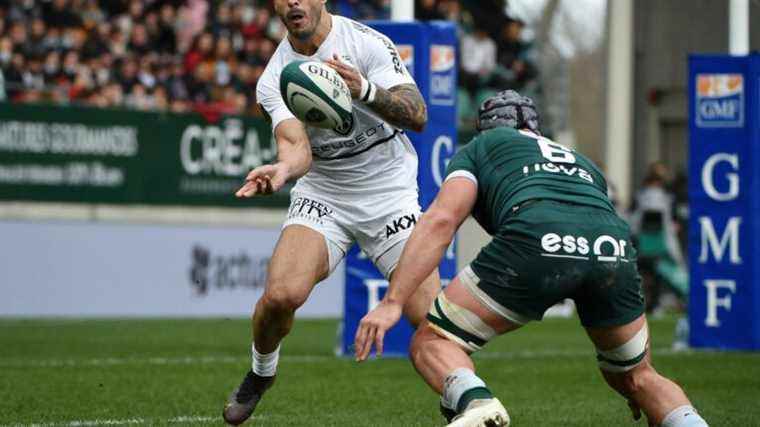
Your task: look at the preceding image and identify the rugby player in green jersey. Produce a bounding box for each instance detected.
[354,91,707,427]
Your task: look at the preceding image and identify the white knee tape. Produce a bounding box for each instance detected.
[427,293,497,353]
[597,325,649,372]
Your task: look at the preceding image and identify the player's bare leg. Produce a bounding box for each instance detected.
[409,276,520,426]
[252,225,330,353]
[223,225,330,425]
[586,315,707,426]
[398,269,440,327]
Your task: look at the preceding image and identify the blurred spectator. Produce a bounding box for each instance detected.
[464,0,508,39]
[117,56,139,93]
[128,23,152,56]
[185,31,214,74]
[495,18,538,90]
[629,162,687,312]
[0,36,12,68]
[459,28,497,95]
[44,0,83,30]
[156,4,177,53]
[416,0,446,21]
[335,0,390,20]
[671,171,689,258]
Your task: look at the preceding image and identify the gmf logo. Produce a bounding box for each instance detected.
[430,45,456,106]
[696,74,743,128]
[430,45,455,72]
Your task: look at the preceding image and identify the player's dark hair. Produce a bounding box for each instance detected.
[476,90,541,134]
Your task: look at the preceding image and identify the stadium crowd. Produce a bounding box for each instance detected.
[0,0,538,122]
[0,0,285,115]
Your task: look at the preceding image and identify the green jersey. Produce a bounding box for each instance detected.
[445,127,614,234]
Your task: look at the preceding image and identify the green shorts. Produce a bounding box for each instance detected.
[466,200,645,328]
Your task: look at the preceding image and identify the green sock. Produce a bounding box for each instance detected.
[456,386,494,414]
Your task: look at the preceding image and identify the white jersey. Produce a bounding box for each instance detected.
[256,15,419,199]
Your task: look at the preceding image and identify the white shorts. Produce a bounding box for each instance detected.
[283,189,422,278]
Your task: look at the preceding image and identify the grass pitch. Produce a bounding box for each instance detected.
[1,316,758,426]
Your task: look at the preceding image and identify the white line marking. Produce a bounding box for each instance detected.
[0,348,702,370]
[474,347,683,360]
[0,349,711,426]
[0,354,330,368]
[540,253,590,260]
[1,416,218,427]
[168,416,219,424]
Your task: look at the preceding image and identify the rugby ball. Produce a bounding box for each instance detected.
[280,60,354,135]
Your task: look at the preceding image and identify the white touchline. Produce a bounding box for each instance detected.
[168,416,220,424]
[0,354,331,368]
[2,417,132,427]
[475,347,682,360]
[0,348,695,370]
[0,415,219,427]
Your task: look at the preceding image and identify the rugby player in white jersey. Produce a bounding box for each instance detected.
[222,0,440,424]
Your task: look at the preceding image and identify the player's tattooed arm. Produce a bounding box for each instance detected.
[369,84,428,132]
[324,55,427,132]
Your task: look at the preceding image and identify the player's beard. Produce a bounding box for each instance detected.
[284,3,323,41]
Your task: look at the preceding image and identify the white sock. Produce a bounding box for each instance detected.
[251,343,280,377]
[440,368,488,411]
[661,405,708,427]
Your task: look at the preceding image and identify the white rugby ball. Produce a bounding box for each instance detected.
[279,60,354,135]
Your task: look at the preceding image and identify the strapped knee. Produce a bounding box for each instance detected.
[596,325,649,373]
[426,293,496,353]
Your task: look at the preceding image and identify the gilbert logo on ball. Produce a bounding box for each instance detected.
[280,60,355,135]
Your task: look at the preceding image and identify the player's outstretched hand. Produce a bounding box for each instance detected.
[354,301,403,362]
[235,163,288,197]
[324,54,362,99]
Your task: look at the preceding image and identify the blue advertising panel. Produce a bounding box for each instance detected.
[341,21,458,357]
[688,54,760,350]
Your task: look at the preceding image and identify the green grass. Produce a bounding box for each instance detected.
[1,316,758,426]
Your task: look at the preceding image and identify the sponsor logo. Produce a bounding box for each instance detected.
[695,74,744,128]
[288,196,334,224]
[386,213,418,238]
[311,122,392,157]
[540,233,629,262]
[189,245,269,296]
[397,44,414,77]
[180,118,274,177]
[430,45,456,106]
[431,45,455,73]
[522,162,594,183]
